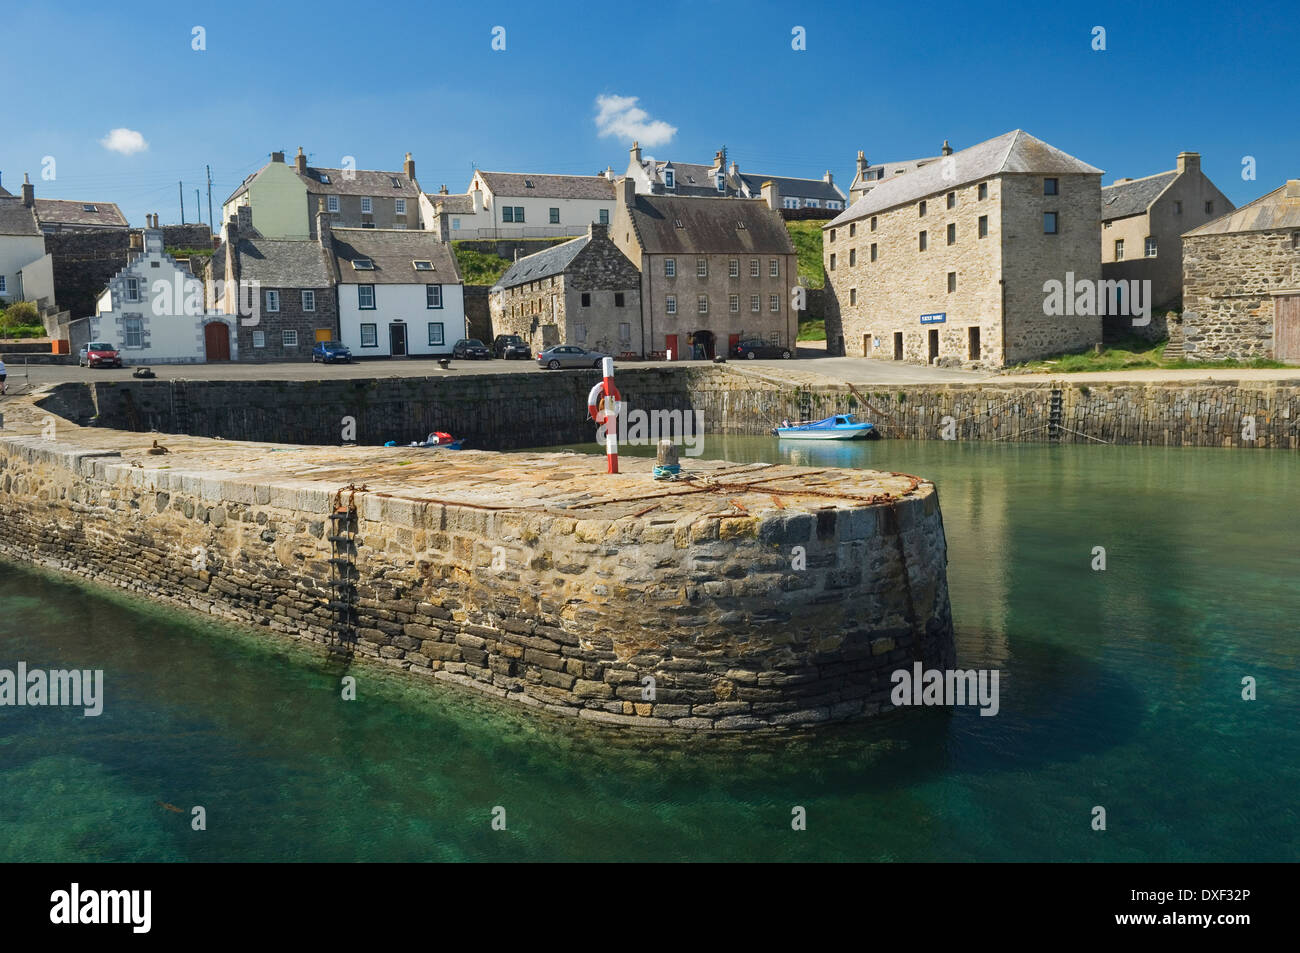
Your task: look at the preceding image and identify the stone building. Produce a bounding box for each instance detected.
[489,222,642,356]
[823,129,1103,367]
[610,178,797,359]
[624,142,846,210]
[432,171,616,240]
[222,148,422,240]
[1100,151,1233,338]
[848,141,952,203]
[212,205,338,362]
[1180,180,1300,363]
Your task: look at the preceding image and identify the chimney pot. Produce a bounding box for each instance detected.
[295,147,307,174]
[941,140,953,156]
[1176,151,1201,175]
[21,172,34,208]
[404,151,416,181]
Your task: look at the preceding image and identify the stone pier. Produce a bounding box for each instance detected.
[0,391,955,732]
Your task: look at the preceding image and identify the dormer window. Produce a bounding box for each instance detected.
[319,174,331,184]
[413,260,433,271]
[716,175,725,192]
[352,258,375,270]
[664,169,675,189]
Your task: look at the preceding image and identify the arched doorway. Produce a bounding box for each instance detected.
[691,330,715,359]
[204,322,231,361]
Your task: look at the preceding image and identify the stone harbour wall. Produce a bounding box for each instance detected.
[0,401,956,732]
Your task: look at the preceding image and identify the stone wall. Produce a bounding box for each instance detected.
[43,229,131,319]
[463,285,492,343]
[162,224,215,251]
[1183,230,1300,361]
[0,402,955,732]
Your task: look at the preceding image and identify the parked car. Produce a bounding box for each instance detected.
[493,334,531,360]
[537,344,610,370]
[79,342,122,368]
[312,341,353,364]
[452,338,492,360]
[733,338,792,360]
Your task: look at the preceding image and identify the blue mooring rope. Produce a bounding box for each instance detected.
[652,463,682,481]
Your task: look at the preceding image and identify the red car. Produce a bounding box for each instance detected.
[79,342,123,368]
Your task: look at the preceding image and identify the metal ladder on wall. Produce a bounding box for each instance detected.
[1048,387,1064,441]
[171,381,190,435]
[326,487,363,658]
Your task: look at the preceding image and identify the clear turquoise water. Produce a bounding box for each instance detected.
[2,438,1297,862]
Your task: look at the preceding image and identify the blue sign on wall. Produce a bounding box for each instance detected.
[920,312,947,325]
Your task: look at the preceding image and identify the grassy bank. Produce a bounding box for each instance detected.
[785,220,825,290]
[1010,336,1292,373]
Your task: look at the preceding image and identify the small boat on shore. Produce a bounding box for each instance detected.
[385,431,464,450]
[772,414,875,440]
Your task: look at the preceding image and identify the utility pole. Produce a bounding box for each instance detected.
[196,189,202,224]
[179,181,185,224]
[206,165,214,235]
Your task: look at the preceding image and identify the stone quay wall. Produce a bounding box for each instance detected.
[0,401,955,732]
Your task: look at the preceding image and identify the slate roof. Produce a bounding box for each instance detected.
[493,235,590,290]
[476,171,615,201]
[828,130,1104,227]
[852,155,941,192]
[34,198,129,229]
[225,163,419,204]
[235,237,334,287]
[646,160,725,197]
[1101,171,1178,221]
[0,197,40,236]
[0,182,11,197]
[1183,183,1300,236]
[626,195,795,255]
[425,193,475,214]
[329,228,461,284]
[738,172,844,203]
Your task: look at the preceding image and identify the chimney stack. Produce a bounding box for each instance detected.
[619,176,636,208]
[823,170,833,184]
[271,150,285,164]
[471,186,483,214]
[857,150,868,175]
[1176,151,1201,175]
[630,140,642,165]
[295,147,307,174]
[438,184,449,195]
[761,179,780,211]
[404,151,416,181]
[941,140,953,156]
[1286,179,1300,199]
[21,173,33,208]
[316,197,332,249]
[589,221,608,241]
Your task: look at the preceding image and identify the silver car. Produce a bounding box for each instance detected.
[537,344,610,370]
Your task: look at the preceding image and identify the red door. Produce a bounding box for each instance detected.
[204,322,231,361]
[665,334,678,361]
[728,333,740,357]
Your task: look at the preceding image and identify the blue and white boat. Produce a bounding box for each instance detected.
[772,413,876,440]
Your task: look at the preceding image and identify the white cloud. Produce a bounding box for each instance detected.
[594,95,676,148]
[99,128,149,155]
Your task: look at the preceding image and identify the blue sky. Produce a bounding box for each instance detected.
[2,0,1296,229]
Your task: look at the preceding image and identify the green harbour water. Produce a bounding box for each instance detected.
[1,437,1297,862]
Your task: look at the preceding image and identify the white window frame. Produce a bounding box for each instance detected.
[697,294,708,314]
[729,294,739,313]
[750,294,760,313]
[395,198,406,215]
[265,289,280,312]
[664,169,675,189]
[428,322,444,346]
[769,259,779,278]
[360,323,378,347]
[301,290,315,312]
[769,294,780,313]
[1145,237,1158,258]
[358,284,375,309]
[696,258,708,277]
[750,259,759,278]
[729,259,739,278]
[252,330,266,348]
[665,258,676,277]
[666,294,677,315]
[327,195,339,213]
[360,197,373,214]
[123,316,144,348]
[124,277,140,303]
[426,284,443,309]
[282,329,298,347]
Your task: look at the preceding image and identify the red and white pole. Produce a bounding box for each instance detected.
[602,357,618,473]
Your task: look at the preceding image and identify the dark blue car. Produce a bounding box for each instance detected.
[312,341,353,364]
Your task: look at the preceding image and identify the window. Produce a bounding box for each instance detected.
[947,223,956,245]
[750,259,760,277]
[664,169,675,188]
[673,219,684,228]
[978,182,988,201]
[729,259,739,277]
[150,261,160,268]
[829,253,837,271]
[849,288,857,306]
[83,204,98,212]
[769,294,780,313]
[524,179,535,189]
[327,195,339,212]
[452,218,461,230]
[549,208,560,224]
[301,290,315,312]
[947,271,957,293]
[919,200,927,217]
[1174,201,1183,215]
[124,277,140,302]
[769,331,780,346]
[0,276,6,293]
[1044,178,1059,196]
[598,209,609,225]
[360,323,377,347]
[502,206,514,222]
[697,258,708,277]
[619,322,631,343]
[413,260,433,271]
[729,294,739,313]
[265,290,280,312]
[968,326,980,361]
[750,294,760,313]
[428,322,444,346]
[358,284,375,309]
[665,258,676,277]
[361,197,373,213]
[769,259,779,277]
[716,174,725,192]
[978,215,988,238]
[1114,239,1125,261]
[805,199,819,208]
[947,191,956,209]
[395,198,406,215]
[1043,212,1058,234]
[666,295,677,314]
[870,216,877,231]
[919,230,928,251]
[581,293,591,307]
[1205,201,1214,214]
[575,323,587,343]
[252,330,265,348]
[697,294,708,314]
[849,223,856,238]
[849,248,856,266]
[319,174,331,184]
[829,229,836,243]
[614,292,625,307]
[282,330,298,347]
[352,258,374,270]
[1145,236,1158,258]
[123,316,143,348]
[512,206,525,222]
[390,177,402,188]
[426,284,442,308]
[870,243,877,262]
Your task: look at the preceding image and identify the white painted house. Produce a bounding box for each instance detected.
[423,171,616,239]
[330,228,465,358]
[90,228,235,363]
[0,180,54,308]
